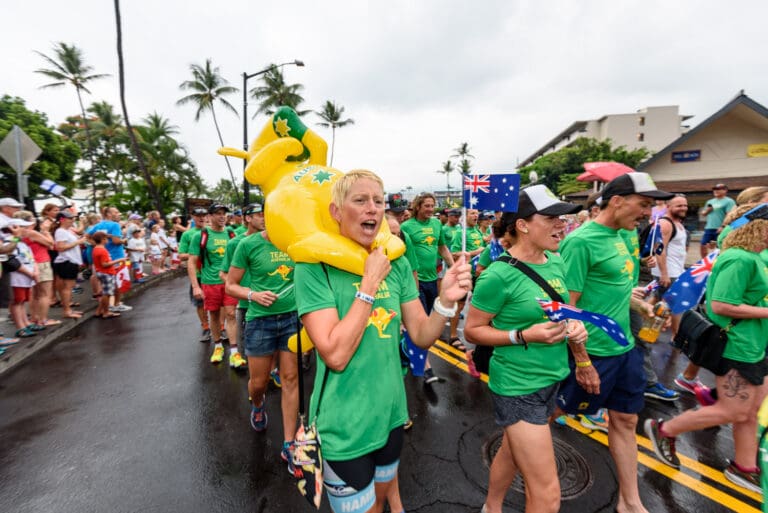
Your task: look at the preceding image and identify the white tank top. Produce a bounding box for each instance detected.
[651,219,687,279]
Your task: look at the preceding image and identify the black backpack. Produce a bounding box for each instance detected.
[638,216,677,253]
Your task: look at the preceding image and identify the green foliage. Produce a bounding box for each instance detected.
[518,137,651,194]
[250,66,308,116]
[315,100,354,166]
[0,95,80,198]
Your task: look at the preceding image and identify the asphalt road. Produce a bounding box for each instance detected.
[0,275,762,513]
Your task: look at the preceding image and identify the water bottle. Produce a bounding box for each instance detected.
[638,301,671,344]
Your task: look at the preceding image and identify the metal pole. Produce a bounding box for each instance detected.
[242,72,249,206]
[14,127,23,203]
[241,60,304,206]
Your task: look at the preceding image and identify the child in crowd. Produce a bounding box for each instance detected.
[148,224,164,275]
[126,227,146,283]
[10,236,40,337]
[91,232,126,319]
[168,230,180,270]
[157,219,171,269]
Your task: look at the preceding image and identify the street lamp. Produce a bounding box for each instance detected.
[242,59,304,205]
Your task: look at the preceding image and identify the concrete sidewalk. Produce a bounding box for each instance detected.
[0,264,185,378]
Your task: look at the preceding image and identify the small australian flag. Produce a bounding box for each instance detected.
[463,173,520,212]
[537,299,629,347]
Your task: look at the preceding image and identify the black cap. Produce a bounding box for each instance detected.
[56,211,75,220]
[233,209,243,216]
[601,172,674,202]
[500,184,580,227]
[713,183,728,190]
[243,202,264,216]
[447,208,461,216]
[190,207,208,216]
[386,193,408,213]
[208,203,230,214]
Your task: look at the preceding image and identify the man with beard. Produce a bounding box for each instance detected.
[557,172,673,513]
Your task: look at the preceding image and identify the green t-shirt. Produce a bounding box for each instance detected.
[619,228,641,286]
[231,233,296,320]
[233,224,247,237]
[294,257,418,460]
[221,233,248,309]
[178,226,199,255]
[450,225,485,254]
[400,217,448,282]
[179,227,201,276]
[189,228,232,285]
[560,221,635,356]
[402,231,419,275]
[705,248,768,363]
[472,252,570,396]
[441,223,461,249]
[705,197,736,230]
[718,225,768,264]
[477,245,492,270]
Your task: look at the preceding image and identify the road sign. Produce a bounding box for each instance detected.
[0,125,43,202]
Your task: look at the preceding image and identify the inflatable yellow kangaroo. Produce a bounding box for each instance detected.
[219,106,404,277]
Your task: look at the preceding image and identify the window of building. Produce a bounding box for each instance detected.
[637,132,645,142]
[638,116,646,126]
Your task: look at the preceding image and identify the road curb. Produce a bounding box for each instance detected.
[0,268,185,379]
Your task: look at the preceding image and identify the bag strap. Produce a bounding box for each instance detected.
[496,254,565,303]
[297,263,332,421]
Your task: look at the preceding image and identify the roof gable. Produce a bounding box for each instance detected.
[638,91,768,170]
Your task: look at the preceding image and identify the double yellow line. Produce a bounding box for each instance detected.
[428,340,762,513]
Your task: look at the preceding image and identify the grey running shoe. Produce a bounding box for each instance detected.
[644,418,680,469]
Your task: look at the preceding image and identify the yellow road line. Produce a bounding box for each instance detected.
[563,417,760,512]
[427,342,761,511]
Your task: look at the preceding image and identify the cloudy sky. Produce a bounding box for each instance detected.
[5,1,768,198]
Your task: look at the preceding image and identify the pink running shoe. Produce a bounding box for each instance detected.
[694,384,716,406]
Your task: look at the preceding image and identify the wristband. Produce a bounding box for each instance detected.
[10,237,20,243]
[518,328,529,350]
[575,360,592,368]
[247,290,255,302]
[433,297,458,317]
[508,329,520,345]
[354,291,375,305]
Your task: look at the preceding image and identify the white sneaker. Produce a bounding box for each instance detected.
[110,304,133,312]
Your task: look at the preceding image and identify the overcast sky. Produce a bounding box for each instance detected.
[5,1,768,198]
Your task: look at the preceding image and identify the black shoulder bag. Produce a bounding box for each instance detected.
[473,254,565,374]
[673,310,739,373]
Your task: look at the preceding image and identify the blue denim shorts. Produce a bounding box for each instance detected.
[244,311,298,357]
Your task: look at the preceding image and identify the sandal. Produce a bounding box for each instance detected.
[450,337,467,351]
[69,302,81,307]
[100,312,121,319]
[28,324,46,332]
[50,300,62,308]
[63,313,83,319]
[43,319,62,326]
[15,327,36,338]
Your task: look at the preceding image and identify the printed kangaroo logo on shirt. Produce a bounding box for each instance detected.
[268,264,293,281]
[620,259,634,281]
[424,235,435,246]
[367,307,397,338]
[213,246,226,256]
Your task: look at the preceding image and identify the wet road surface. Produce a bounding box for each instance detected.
[0,276,762,512]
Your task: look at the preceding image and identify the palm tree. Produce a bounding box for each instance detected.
[452,142,475,177]
[315,101,354,166]
[177,59,240,203]
[113,0,165,217]
[250,65,309,116]
[35,42,109,208]
[436,160,456,191]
